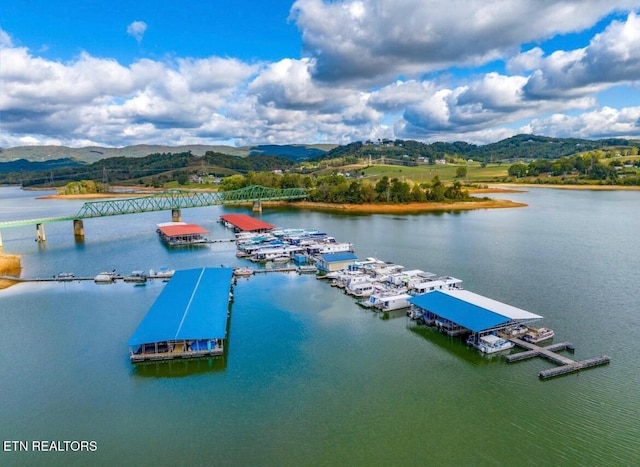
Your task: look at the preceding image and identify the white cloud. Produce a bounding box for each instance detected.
[3,3,640,147]
[127,21,148,43]
[524,106,640,139]
[506,48,545,74]
[290,0,640,84]
[0,28,13,47]
[523,12,640,98]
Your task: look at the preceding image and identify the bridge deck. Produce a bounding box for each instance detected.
[0,186,307,228]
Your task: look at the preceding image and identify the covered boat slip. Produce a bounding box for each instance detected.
[128,267,233,362]
[156,222,209,246]
[408,288,543,335]
[219,214,275,233]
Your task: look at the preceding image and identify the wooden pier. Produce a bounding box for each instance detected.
[506,337,610,379]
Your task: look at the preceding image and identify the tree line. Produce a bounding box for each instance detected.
[508,153,640,184]
[219,172,474,204]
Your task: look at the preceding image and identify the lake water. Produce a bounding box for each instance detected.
[0,186,638,466]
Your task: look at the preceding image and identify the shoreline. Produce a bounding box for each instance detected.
[267,198,527,214]
[489,183,640,191]
[0,254,22,290]
[37,189,528,213]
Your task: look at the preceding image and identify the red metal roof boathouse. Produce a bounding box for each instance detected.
[219,214,275,233]
[156,222,208,246]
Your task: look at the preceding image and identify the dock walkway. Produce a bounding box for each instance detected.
[506,337,610,379]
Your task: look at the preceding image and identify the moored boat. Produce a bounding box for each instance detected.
[233,267,253,277]
[522,327,555,344]
[124,271,148,283]
[54,272,75,281]
[150,267,175,279]
[467,334,515,354]
[297,265,318,274]
[94,270,117,283]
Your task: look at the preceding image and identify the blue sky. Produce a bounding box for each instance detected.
[2,0,640,148]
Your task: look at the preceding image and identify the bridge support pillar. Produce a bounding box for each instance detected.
[252,201,262,213]
[73,219,85,239]
[35,223,46,243]
[172,209,182,222]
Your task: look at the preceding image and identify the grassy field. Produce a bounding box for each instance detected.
[357,162,508,184]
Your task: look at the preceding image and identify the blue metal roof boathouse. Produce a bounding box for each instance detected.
[408,289,543,336]
[128,267,233,362]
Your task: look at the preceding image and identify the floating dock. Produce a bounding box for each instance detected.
[505,337,610,379]
[128,267,233,362]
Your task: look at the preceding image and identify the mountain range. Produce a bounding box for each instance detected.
[1,135,638,169]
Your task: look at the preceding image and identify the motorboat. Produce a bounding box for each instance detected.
[94,270,117,283]
[54,272,75,281]
[233,267,253,277]
[124,271,148,283]
[522,327,555,344]
[151,267,175,279]
[297,265,318,274]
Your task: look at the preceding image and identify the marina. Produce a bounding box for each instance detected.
[0,186,637,466]
[1,209,612,379]
[222,215,610,379]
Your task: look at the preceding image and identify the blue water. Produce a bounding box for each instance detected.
[0,186,638,466]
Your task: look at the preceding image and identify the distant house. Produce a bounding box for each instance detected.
[316,252,358,273]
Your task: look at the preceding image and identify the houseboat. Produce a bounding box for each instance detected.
[467,334,515,354]
[346,280,376,297]
[375,291,412,311]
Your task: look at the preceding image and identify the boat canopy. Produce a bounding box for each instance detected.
[409,289,542,333]
[128,268,232,346]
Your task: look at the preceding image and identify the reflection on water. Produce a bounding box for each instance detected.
[132,356,227,378]
[407,324,497,366]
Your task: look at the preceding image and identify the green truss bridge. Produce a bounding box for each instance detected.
[0,185,307,245]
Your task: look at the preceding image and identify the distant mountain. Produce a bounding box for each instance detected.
[248,144,330,161]
[0,143,335,163]
[2,135,637,166]
[321,134,640,162]
[0,158,85,174]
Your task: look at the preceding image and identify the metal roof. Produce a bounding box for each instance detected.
[128,268,232,346]
[443,289,543,320]
[408,289,540,333]
[219,214,275,232]
[319,252,358,262]
[157,223,208,237]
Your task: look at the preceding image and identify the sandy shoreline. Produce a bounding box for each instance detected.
[269,198,527,213]
[0,254,22,289]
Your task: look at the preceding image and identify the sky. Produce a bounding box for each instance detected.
[2,0,640,148]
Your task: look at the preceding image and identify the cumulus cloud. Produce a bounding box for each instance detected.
[127,21,148,42]
[523,12,640,98]
[522,106,640,139]
[290,0,640,84]
[4,3,640,147]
